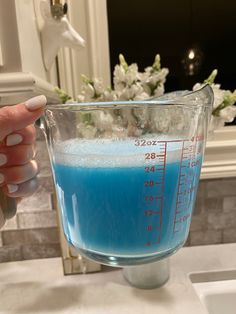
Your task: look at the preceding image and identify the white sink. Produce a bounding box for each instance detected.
[190,270,236,314]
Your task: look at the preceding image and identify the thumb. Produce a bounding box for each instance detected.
[0,95,47,141]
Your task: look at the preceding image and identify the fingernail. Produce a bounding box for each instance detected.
[25,95,47,111]
[0,154,7,166]
[7,184,18,193]
[0,173,4,184]
[6,134,23,146]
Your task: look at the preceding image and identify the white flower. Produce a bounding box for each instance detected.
[117,83,144,100]
[79,83,95,101]
[77,123,97,139]
[103,89,117,101]
[113,64,126,84]
[113,62,139,91]
[153,84,165,98]
[92,111,114,130]
[93,78,105,96]
[208,116,225,132]
[219,106,236,122]
[193,70,236,131]
[134,91,150,100]
[140,63,169,97]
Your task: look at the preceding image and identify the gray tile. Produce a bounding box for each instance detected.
[203,197,223,213]
[2,230,24,246]
[184,234,190,246]
[207,211,236,230]
[50,192,59,211]
[193,197,205,215]
[189,229,222,246]
[197,180,208,198]
[190,214,208,232]
[1,216,18,230]
[207,178,236,198]
[17,177,54,213]
[223,228,236,243]
[18,211,58,229]
[2,227,60,246]
[22,243,61,260]
[25,227,59,244]
[35,139,52,177]
[0,245,22,263]
[223,196,236,212]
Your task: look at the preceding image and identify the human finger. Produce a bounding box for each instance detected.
[0,95,47,141]
[2,178,39,198]
[0,160,38,185]
[3,125,36,147]
[0,144,35,167]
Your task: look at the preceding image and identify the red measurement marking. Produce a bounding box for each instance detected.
[145,196,162,202]
[174,214,190,223]
[144,210,161,216]
[142,141,168,247]
[158,139,187,143]
[173,141,185,233]
[145,153,166,160]
[145,238,161,247]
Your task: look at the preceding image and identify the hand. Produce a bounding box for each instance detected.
[0,95,47,227]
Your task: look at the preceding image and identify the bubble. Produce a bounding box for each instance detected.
[53,138,183,168]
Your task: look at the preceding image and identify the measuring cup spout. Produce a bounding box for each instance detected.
[182,84,214,122]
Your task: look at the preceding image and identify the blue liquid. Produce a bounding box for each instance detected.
[52,139,202,260]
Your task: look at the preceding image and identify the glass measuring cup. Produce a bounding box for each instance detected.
[41,84,213,267]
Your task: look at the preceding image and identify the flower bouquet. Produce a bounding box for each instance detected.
[56,54,236,135]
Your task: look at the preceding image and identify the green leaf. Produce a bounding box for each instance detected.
[204,69,218,85]
[54,87,72,103]
[212,90,236,116]
[119,54,129,71]
[152,54,161,72]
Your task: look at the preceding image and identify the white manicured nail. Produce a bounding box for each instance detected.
[25,95,47,111]
[0,154,7,166]
[7,184,18,193]
[0,173,4,184]
[6,134,23,146]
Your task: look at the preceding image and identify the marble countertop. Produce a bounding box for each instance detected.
[0,243,236,314]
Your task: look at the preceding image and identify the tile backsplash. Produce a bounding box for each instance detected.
[0,135,236,262]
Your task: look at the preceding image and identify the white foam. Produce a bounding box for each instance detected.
[52,138,184,168]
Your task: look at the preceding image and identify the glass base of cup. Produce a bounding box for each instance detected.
[71,241,185,267]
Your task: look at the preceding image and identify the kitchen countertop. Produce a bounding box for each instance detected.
[0,243,236,314]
